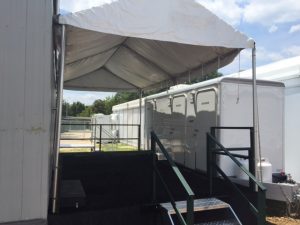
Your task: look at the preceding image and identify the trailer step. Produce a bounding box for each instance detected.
[194,218,239,225]
[161,198,241,225]
[161,198,229,214]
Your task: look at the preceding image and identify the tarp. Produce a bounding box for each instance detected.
[59,0,254,92]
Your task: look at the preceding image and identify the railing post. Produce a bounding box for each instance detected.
[210,128,217,178]
[138,124,141,151]
[187,195,194,225]
[151,132,157,203]
[249,127,255,191]
[257,189,266,225]
[99,124,102,151]
[207,133,213,196]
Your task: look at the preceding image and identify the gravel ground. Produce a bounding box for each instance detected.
[267,216,300,225]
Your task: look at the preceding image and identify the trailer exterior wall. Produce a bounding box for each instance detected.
[143,78,284,175]
[0,0,53,223]
[284,77,300,182]
[219,81,284,176]
[227,57,300,182]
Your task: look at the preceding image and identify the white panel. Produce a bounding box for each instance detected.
[284,84,300,182]
[219,82,284,176]
[185,93,197,169]
[194,90,217,171]
[0,0,52,222]
[0,0,27,221]
[153,98,173,155]
[170,95,187,164]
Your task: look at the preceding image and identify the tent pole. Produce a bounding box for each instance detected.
[51,24,65,214]
[252,43,259,181]
[138,89,142,151]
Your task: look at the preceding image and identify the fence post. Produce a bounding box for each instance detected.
[249,127,255,191]
[257,189,266,225]
[207,133,213,196]
[187,195,194,225]
[99,124,102,151]
[151,132,157,203]
[138,124,141,151]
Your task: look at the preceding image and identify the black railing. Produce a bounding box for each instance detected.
[207,127,266,225]
[60,123,141,151]
[151,131,194,225]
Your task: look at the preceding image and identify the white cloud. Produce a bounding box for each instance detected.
[197,0,243,26]
[256,47,284,62]
[64,90,115,105]
[220,49,252,75]
[283,45,300,56]
[289,24,300,34]
[243,0,300,26]
[220,47,286,75]
[268,25,278,33]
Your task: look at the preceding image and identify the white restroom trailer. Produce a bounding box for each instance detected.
[91,113,113,144]
[113,78,285,177]
[228,56,300,182]
[113,99,146,148]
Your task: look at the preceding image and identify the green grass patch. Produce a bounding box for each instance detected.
[101,143,137,152]
[60,143,137,153]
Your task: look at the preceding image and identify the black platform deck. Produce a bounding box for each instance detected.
[49,151,258,225]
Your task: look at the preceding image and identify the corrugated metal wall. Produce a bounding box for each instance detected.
[0,0,53,223]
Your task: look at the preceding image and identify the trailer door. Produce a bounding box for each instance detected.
[170,95,187,165]
[195,90,217,171]
[152,98,172,155]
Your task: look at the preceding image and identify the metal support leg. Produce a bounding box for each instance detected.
[51,24,66,214]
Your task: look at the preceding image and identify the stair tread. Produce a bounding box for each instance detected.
[161,198,229,214]
[195,218,239,225]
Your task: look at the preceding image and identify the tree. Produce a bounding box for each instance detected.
[62,101,71,117]
[188,71,222,84]
[91,99,106,114]
[69,101,85,116]
[79,106,93,117]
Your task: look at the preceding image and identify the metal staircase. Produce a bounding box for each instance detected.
[151,131,242,225]
[49,130,266,225]
[161,198,241,225]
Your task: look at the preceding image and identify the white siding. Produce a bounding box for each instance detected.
[0,0,53,223]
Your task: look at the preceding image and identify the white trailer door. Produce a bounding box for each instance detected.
[195,90,217,171]
[171,95,187,165]
[152,98,173,156]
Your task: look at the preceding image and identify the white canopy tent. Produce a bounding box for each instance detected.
[58,0,254,91]
[52,0,258,213]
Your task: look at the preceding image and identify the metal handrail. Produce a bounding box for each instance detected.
[151,131,194,225]
[207,131,266,225]
[60,123,141,151]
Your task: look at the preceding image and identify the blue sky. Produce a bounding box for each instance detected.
[61,0,300,105]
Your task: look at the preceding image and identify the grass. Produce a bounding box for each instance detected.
[101,143,137,152]
[60,143,137,153]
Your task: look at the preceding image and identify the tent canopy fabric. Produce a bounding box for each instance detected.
[58,0,254,92]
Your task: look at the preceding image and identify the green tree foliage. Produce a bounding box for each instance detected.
[62,101,86,117]
[91,99,106,114]
[78,107,93,117]
[188,71,222,84]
